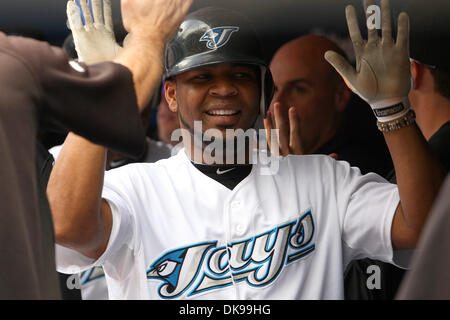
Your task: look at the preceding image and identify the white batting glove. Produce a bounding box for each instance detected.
[325,0,412,122]
[67,0,122,65]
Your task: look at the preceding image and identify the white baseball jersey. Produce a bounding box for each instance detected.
[56,149,406,300]
[51,138,180,300]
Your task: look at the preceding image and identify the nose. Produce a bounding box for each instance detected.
[209,78,238,97]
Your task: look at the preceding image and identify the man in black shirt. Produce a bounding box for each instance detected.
[406,0,450,172]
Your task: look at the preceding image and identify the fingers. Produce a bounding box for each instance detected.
[324,51,357,89]
[67,1,83,31]
[396,12,410,49]
[273,102,290,156]
[79,0,93,27]
[263,110,274,154]
[103,0,114,32]
[91,0,103,25]
[364,0,379,43]
[165,0,194,41]
[288,107,303,155]
[265,106,303,156]
[380,0,393,44]
[345,5,363,46]
[67,0,85,62]
[181,0,194,15]
[121,0,193,42]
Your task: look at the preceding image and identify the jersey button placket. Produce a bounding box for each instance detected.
[236,223,245,234]
[230,200,241,210]
[230,200,245,235]
[226,198,245,299]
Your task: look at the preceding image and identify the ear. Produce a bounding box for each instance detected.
[164,80,178,112]
[410,60,422,90]
[334,81,352,112]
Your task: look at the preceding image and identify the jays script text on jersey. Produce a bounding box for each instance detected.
[147,211,315,299]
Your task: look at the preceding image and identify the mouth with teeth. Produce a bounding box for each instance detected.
[206,109,241,116]
[204,108,242,127]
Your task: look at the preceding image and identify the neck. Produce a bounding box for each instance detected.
[308,113,344,154]
[412,93,450,140]
[183,132,254,166]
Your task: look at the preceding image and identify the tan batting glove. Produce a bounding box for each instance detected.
[325,0,412,122]
[67,0,122,65]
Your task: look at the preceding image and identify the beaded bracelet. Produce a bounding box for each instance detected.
[377,109,416,132]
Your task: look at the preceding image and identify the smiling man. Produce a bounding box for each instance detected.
[50,2,444,300]
[162,10,273,166]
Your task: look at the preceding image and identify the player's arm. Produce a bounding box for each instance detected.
[48,133,111,259]
[325,0,444,249]
[386,125,443,249]
[48,0,193,260]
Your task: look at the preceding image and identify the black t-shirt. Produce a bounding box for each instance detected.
[388,120,450,184]
[428,121,450,172]
[316,96,394,178]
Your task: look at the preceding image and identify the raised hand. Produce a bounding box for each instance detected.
[325,0,412,122]
[264,104,339,159]
[264,103,304,156]
[120,0,194,46]
[67,0,122,65]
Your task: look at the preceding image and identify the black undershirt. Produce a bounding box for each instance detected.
[428,120,450,172]
[191,162,253,190]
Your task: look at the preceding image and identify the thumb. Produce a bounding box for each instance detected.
[324,50,357,92]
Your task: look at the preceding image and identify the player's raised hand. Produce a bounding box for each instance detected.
[264,103,339,159]
[67,0,122,65]
[121,0,194,45]
[324,0,412,122]
[264,103,304,156]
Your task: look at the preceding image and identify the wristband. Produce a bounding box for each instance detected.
[370,97,411,123]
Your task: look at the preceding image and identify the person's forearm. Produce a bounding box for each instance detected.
[384,124,444,234]
[114,35,165,110]
[47,133,108,252]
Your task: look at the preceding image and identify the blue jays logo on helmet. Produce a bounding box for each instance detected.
[200,26,240,50]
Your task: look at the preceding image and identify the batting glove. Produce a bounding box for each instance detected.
[67,0,122,65]
[325,0,412,122]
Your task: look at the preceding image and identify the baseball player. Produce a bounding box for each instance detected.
[50,0,444,299]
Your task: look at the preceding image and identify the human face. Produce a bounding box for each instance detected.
[270,47,342,153]
[165,63,260,138]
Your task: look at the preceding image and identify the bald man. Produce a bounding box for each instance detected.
[269,35,404,300]
[269,34,394,177]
